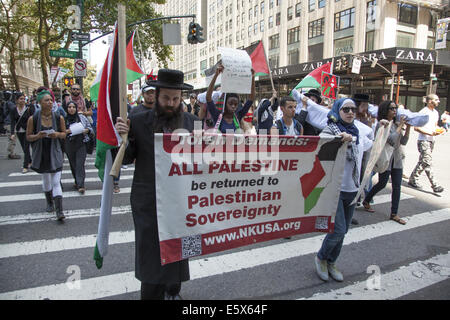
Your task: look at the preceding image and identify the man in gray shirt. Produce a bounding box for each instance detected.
[130,84,156,115]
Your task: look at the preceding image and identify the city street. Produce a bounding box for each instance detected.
[0,129,449,301]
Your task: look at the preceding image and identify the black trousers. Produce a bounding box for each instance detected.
[140,282,181,300]
[16,132,31,168]
[66,144,87,188]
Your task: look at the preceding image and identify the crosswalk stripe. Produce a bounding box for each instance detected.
[0,206,131,226]
[0,187,131,203]
[302,251,450,300]
[0,207,448,261]
[8,167,134,177]
[0,192,413,225]
[0,175,133,188]
[1,209,449,300]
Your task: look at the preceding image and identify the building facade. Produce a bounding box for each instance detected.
[156,0,450,112]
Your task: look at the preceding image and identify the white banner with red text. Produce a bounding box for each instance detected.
[155,133,347,265]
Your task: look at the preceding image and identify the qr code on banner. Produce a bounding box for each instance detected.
[315,217,329,230]
[182,234,202,259]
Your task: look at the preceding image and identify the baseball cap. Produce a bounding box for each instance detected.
[142,85,156,93]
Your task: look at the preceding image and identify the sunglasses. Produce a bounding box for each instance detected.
[388,106,398,111]
[341,107,357,114]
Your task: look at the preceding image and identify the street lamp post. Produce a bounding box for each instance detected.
[340,52,395,101]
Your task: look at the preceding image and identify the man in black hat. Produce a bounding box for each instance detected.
[115,69,197,300]
[130,84,156,115]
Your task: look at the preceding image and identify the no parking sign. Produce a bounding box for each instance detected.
[74,59,87,77]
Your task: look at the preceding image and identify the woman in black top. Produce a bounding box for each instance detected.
[64,100,94,194]
[26,90,67,221]
[10,93,35,173]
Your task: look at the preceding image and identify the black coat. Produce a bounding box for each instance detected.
[123,109,197,284]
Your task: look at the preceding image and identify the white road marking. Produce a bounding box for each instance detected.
[0,175,133,188]
[302,251,450,300]
[8,167,134,177]
[0,208,448,300]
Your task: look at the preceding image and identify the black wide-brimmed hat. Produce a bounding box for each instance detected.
[304,88,322,104]
[146,69,193,90]
[353,93,369,102]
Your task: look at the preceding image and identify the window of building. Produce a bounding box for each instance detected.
[254,23,258,34]
[276,12,281,25]
[334,37,353,56]
[308,18,324,38]
[335,7,355,31]
[367,0,377,23]
[269,33,280,49]
[249,9,252,20]
[269,55,279,68]
[365,31,375,51]
[396,31,414,48]
[287,26,301,44]
[248,25,252,37]
[295,3,301,17]
[269,15,274,28]
[260,20,264,32]
[309,0,315,12]
[288,49,299,65]
[287,6,293,20]
[200,59,207,71]
[398,4,417,25]
[277,0,281,5]
[318,0,325,8]
[261,1,265,14]
[269,0,274,9]
[255,5,259,17]
[308,43,323,61]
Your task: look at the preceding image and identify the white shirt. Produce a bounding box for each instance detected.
[285,122,296,135]
[417,106,439,142]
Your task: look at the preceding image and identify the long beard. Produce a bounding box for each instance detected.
[153,101,183,133]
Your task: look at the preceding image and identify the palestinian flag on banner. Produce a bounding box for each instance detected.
[294,62,332,90]
[250,41,270,77]
[93,24,121,269]
[90,30,145,102]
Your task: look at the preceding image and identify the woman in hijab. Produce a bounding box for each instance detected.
[26,90,66,221]
[314,98,379,283]
[64,100,94,194]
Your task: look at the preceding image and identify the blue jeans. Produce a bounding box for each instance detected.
[317,191,357,264]
[364,164,403,215]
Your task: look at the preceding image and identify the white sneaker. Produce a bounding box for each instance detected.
[314,256,329,281]
[327,263,344,282]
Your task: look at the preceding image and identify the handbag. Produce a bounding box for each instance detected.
[373,143,394,173]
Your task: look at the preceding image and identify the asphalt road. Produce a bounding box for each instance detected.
[0,128,449,302]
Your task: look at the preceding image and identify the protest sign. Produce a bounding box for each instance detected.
[218,47,252,94]
[321,72,340,99]
[154,133,347,265]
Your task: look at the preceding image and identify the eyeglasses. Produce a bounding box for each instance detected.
[341,107,357,114]
[388,106,398,111]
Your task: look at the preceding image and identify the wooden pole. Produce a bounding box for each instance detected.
[110,3,128,178]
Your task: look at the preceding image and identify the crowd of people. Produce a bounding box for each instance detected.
[0,64,447,299]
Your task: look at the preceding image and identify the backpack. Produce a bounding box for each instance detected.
[275,119,303,135]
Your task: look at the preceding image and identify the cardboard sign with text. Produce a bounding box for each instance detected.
[321,72,340,99]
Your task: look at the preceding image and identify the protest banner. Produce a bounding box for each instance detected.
[218,47,252,94]
[154,133,347,265]
[320,72,340,99]
[351,121,393,205]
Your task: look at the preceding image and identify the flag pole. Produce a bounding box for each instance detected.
[260,39,275,92]
[110,3,128,178]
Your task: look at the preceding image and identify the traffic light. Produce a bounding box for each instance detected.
[187,22,205,44]
[188,22,197,44]
[195,23,205,43]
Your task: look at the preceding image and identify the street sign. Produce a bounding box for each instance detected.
[351,57,362,74]
[163,23,181,45]
[74,59,87,77]
[49,48,78,59]
[71,32,90,42]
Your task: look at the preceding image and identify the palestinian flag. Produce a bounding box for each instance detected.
[250,41,270,77]
[93,24,121,269]
[90,30,145,102]
[294,62,331,90]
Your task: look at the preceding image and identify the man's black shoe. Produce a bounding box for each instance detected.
[351,218,359,225]
[433,186,444,193]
